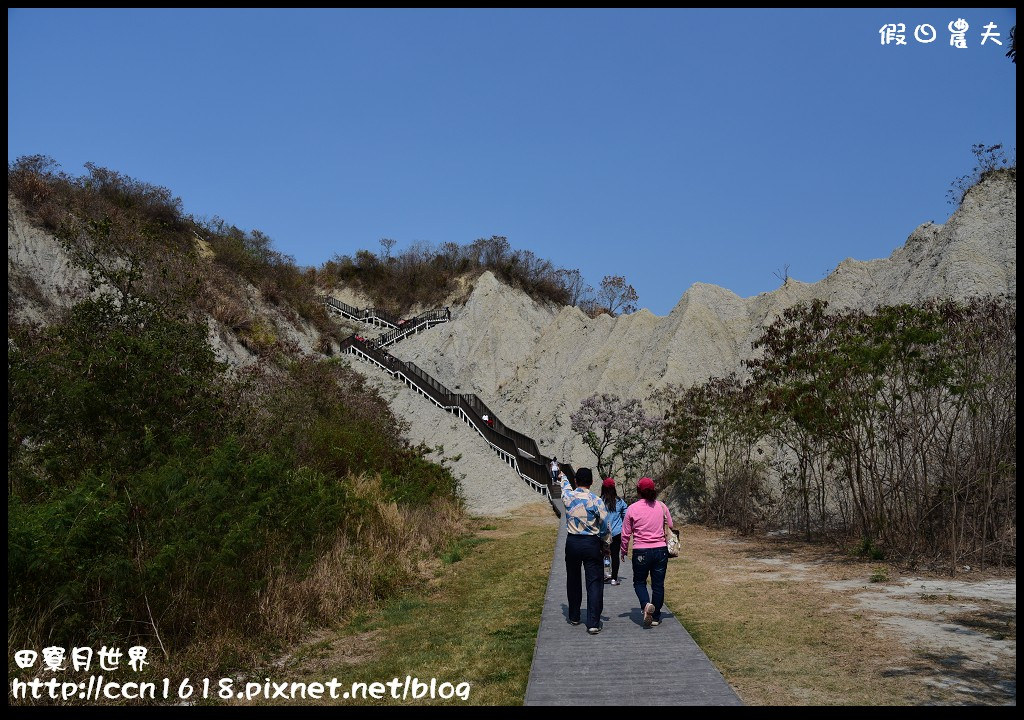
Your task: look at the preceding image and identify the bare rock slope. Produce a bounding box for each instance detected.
[390,171,1016,465]
[8,193,92,325]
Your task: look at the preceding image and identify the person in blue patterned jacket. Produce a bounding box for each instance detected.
[560,467,611,635]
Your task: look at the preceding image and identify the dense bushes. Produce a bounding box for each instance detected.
[8,296,227,491]
[199,217,335,341]
[660,298,1016,570]
[319,235,637,317]
[8,291,463,674]
[320,236,571,314]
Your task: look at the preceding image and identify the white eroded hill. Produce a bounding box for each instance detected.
[389,171,1016,466]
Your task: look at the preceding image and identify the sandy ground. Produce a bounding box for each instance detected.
[697,528,1016,704]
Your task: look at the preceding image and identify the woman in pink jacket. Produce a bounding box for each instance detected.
[620,477,673,628]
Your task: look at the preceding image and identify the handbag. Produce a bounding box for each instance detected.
[661,501,680,558]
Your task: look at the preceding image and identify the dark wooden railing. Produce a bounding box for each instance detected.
[373,309,450,347]
[330,301,572,508]
[323,296,402,328]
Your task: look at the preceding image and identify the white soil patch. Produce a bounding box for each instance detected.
[346,356,547,517]
[824,577,1016,672]
[747,551,1018,704]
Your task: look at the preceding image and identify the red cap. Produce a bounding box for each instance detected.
[638,477,655,492]
[602,477,616,488]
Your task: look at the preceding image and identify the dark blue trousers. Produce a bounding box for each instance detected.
[565,533,604,629]
[632,546,669,621]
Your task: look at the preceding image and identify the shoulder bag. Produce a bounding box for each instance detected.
[661,501,680,558]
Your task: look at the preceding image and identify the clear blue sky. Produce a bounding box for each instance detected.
[8,8,1017,315]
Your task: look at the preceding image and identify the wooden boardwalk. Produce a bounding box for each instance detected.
[524,502,743,705]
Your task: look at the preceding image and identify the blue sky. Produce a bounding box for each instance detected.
[8,8,1017,315]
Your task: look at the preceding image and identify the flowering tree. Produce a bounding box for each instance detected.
[570,393,663,482]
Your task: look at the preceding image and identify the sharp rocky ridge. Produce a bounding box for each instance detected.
[387,171,1016,468]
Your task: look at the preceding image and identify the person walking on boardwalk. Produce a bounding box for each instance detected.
[620,477,673,628]
[600,478,628,586]
[560,467,611,635]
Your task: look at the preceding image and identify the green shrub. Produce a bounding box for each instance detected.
[8,290,463,670]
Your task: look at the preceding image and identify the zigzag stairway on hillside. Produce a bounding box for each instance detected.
[323,296,573,511]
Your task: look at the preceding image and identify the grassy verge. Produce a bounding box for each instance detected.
[663,525,939,705]
[249,502,559,706]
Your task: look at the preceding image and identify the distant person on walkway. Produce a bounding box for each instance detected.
[620,477,673,628]
[445,306,451,320]
[560,467,610,635]
[549,457,560,484]
[600,478,628,586]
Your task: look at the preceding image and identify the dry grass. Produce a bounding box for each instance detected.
[665,525,1016,705]
[8,476,468,706]
[245,502,559,706]
[256,477,467,643]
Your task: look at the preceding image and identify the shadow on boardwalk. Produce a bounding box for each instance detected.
[524,502,743,706]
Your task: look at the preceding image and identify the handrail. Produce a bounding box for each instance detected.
[326,296,568,508]
[374,308,450,347]
[323,295,403,329]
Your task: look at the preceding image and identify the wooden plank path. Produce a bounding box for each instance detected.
[524,501,743,705]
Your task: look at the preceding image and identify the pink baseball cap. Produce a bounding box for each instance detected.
[637,477,655,492]
[602,477,616,488]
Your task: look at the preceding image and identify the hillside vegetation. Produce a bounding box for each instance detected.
[9,155,343,356]
[8,157,466,683]
[319,235,638,318]
[659,296,1016,570]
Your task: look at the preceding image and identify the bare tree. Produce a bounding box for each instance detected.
[773,263,791,285]
[596,275,639,316]
[379,237,397,262]
[558,268,593,307]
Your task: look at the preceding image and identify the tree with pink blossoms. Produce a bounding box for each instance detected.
[570,393,663,485]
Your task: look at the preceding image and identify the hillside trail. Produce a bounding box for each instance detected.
[524,499,741,705]
[325,296,570,507]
